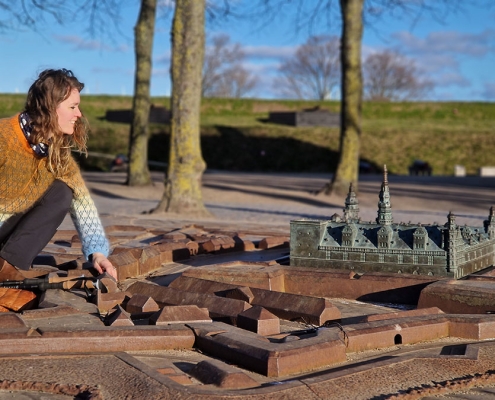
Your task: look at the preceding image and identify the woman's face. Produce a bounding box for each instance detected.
[56,88,82,135]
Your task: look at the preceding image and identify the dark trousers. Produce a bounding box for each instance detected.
[0,180,72,270]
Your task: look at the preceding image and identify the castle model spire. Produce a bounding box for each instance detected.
[376,165,393,225]
[485,206,495,239]
[343,182,359,222]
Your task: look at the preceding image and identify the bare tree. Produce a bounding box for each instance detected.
[127,0,157,186]
[0,1,67,31]
[244,0,467,196]
[363,50,433,101]
[153,0,210,216]
[202,34,258,98]
[274,35,340,100]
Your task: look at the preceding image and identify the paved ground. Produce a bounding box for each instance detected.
[79,170,495,230]
[7,170,495,400]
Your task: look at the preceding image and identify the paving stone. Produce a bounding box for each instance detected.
[126,294,159,314]
[150,305,211,325]
[166,374,195,385]
[156,367,176,375]
[106,305,134,326]
[189,359,259,389]
[237,306,280,336]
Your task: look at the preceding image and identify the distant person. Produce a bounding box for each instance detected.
[0,69,117,281]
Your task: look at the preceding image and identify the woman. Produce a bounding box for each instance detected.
[0,68,117,281]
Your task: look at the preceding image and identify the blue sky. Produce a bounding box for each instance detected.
[1,1,494,101]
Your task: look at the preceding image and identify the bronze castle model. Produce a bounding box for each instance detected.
[290,166,495,279]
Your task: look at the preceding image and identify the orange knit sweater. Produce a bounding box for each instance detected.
[0,114,109,258]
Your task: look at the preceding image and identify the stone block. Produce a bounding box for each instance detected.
[200,237,237,253]
[137,247,164,275]
[234,236,256,251]
[0,325,196,354]
[180,263,286,291]
[98,273,119,294]
[169,275,339,324]
[105,305,134,326]
[250,288,341,326]
[225,287,255,303]
[0,289,37,312]
[126,294,160,314]
[189,359,258,389]
[237,306,280,336]
[95,291,128,313]
[70,234,82,249]
[366,307,444,322]
[127,282,251,320]
[154,242,190,262]
[258,236,289,250]
[190,322,346,377]
[108,251,139,280]
[21,305,84,320]
[345,317,450,353]
[150,305,211,325]
[38,289,99,314]
[418,280,495,314]
[0,313,27,328]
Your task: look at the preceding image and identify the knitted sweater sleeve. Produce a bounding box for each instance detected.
[61,159,110,259]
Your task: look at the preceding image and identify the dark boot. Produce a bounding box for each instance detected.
[0,257,27,282]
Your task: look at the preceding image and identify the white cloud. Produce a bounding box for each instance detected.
[392,29,495,57]
[53,35,127,52]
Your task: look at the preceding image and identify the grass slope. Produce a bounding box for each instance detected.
[1,94,493,175]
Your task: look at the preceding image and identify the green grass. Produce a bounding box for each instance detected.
[1,94,494,175]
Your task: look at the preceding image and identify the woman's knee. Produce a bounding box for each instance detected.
[43,180,73,210]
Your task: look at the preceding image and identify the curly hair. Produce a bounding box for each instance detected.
[24,68,88,177]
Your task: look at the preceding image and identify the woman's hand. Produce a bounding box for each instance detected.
[91,252,117,280]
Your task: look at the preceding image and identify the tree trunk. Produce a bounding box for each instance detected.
[127,0,156,186]
[153,0,210,216]
[327,0,363,196]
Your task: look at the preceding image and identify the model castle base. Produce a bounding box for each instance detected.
[290,167,495,279]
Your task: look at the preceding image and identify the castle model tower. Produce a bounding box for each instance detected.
[376,165,393,226]
[343,183,360,222]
